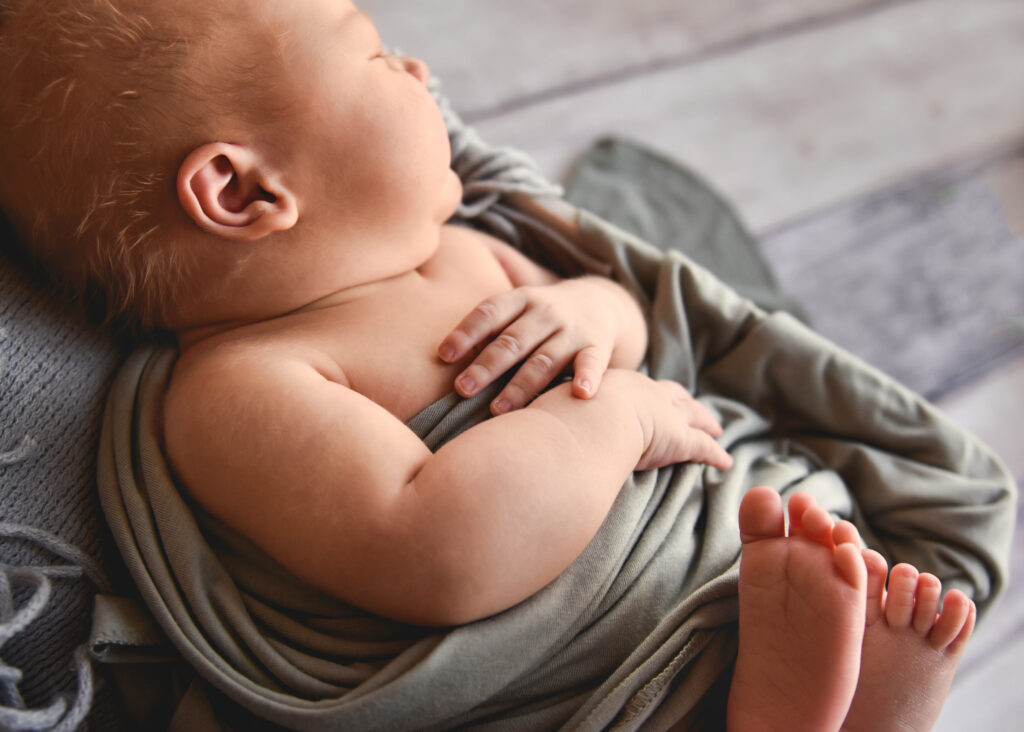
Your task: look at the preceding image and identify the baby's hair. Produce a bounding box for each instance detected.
[0,0,213,331]
[0,0,290,332]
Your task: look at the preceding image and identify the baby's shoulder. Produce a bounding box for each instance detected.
[170,336,278,385]
[162,335,355,481]
[166,336,344,417]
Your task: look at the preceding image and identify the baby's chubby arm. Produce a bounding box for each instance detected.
[164,350,730,628]
[439,238,648,415]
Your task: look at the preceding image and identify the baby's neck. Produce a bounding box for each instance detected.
[174,266,425,353]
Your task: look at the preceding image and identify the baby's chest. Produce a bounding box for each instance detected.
[334,238,513,421]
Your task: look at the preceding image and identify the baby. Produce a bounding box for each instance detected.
[0,0,977,729]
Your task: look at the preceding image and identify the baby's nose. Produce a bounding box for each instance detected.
[397,55,430,85]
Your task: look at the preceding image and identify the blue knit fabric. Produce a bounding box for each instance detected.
[0,251,125,731]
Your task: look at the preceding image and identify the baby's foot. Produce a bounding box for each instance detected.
[726,487,867,732]
[842,553,976,732]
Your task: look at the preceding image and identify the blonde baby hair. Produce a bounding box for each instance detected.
[0,0,292,331]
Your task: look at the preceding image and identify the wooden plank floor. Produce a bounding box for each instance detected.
[365,0,1023,726]
[935,353,1024,730]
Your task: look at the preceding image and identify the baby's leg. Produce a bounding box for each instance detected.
[841,553,976,732]
[726,487,867,732]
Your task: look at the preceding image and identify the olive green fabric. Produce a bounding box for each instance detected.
[565,136,806,321]
[95,193,1016,731]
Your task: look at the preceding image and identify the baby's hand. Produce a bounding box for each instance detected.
[604,370,733,472]
[439,278,638,415]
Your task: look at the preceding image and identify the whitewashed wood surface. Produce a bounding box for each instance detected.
[370,0,1024,233]
[364,0,1023,727]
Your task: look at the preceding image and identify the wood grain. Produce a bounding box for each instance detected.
[937,352,1024,484]
[759,154,1024,399]
[362,0,886,117]
[466,0,1024,233]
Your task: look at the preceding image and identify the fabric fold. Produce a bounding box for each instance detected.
[96,200,1016,730]
[93,81,1016,732]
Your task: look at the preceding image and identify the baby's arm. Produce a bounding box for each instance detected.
[439,237,648,414]
[164,352,729,627]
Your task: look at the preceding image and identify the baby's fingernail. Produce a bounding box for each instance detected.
[576,379,592,396]
[492,398,511,414]
[439,343,456,362]
[457,374,476,394]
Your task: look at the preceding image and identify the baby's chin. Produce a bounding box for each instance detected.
[439,167,464,222]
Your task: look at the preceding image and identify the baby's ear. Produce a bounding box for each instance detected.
[177,142,298,241]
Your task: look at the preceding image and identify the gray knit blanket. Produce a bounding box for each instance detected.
[93,92,1017,728]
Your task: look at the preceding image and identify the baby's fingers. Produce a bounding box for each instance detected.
[490,348,574,414]
[571,344,612,399]
[675,394,730,468]
[686,396,725,438]
[438,290,526,363]
[661,427,733,471]
[658,380,723,438]
[687,430,733,471]
[636,424,732,472]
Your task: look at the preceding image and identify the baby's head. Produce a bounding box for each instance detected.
[0,0,458,333]
[1,0,242,329]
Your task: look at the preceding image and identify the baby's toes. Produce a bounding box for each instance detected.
[794,502,835,549]
[830,521,866,590]
[831,519,860,547]
[883,563,919,629]
[929,590,976,654]
[862,549,888,626]
[738,486,785,543]
[911,573,942,635]
[784,492,815,537]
